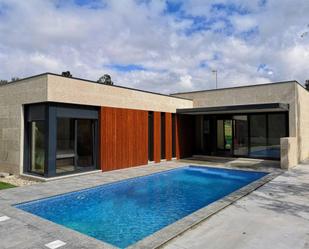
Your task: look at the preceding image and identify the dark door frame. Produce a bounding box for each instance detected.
[24,102,99,177]
[199,112,289,160]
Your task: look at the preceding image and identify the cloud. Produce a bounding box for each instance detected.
[0,0,309,94]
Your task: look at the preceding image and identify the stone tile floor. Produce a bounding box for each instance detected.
[0,160,307,249]
[163,162,309,249]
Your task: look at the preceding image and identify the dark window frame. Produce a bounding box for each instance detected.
[24,103,99,177]
[200,111,289,160]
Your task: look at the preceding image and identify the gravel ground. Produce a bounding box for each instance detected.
[0,175,39,186]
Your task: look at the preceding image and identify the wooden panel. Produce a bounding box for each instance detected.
[153,112,161,163]
[176,114,194,159]
[165,113,172,160]
[100,107,148,171]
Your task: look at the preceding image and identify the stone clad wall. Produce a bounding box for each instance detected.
[281,137,298,169]
[296,84,309,162]
[0,75,48,174]
[47,74,193,113]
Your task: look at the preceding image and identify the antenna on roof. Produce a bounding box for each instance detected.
[97,74,114,85]
[61,71,72,78]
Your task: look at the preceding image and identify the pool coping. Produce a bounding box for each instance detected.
[0,162,282,249]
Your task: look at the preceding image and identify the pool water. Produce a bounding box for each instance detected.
[15,166,267,248]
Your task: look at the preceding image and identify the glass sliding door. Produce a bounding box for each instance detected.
[56,118,75,174]
[224,120,232,150]
[76,119,94,168]
[233,115,248,156]
[249,114,267,158]
[216,119,232,156]
[30,121,45,175]
[56,118,96,175]
[201,113,287,160]
[25,103,99,177]
[267,113,287,159]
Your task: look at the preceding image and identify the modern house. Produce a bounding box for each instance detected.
[0,73,308,178]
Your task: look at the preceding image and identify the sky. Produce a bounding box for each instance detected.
[0,0,309,94]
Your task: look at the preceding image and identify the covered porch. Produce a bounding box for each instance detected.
[176,103,289,163]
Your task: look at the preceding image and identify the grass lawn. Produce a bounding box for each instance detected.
[0,181,16,190]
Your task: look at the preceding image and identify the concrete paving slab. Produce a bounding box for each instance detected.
[163,164,309,249]
[0,160,304,249]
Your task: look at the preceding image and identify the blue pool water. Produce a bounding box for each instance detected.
[15,166,267,248]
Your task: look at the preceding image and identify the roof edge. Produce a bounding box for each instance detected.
[1,72,192,101]
[47,73,192,101]
[171,80,301,96]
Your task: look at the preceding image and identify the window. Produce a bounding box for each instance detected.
[30,121,45,175]
[56,118,96,175]
[267,113,287,158]
[233,115,248,156]
[56,118,75,174]
[76,119,94,167]
[25,103,98,177]
[249,114,267,158]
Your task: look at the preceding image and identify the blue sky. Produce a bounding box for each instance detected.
[0,0,309,93]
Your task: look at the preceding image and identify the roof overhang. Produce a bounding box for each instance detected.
[177,103,289,115]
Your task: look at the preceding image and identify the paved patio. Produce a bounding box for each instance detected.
[164,162,309,249]
[0,160,307,249]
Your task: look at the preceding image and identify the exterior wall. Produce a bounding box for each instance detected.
[172,82,298,140]
[0,75,48,174]
[100,107,148,171]
[1,73,306,175]
[0,73,192,175]
[165,113,172,161]
[176,114,195,159]
[153,112,161,163]
[296,84,309,161]
[281,137,298,169]
[173,82,308,166]
[100,107,174,171]
[47,74,193,113]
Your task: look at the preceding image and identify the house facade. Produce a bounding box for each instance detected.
[0,73,308,178]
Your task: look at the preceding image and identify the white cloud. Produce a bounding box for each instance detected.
[0,0,309,93]
[230,15,257,33]
[179,74,193,89]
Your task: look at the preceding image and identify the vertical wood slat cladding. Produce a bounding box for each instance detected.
[176,114,194,159]
[100,107,148,171]
[165,113,172,160]
[153,112,161,163]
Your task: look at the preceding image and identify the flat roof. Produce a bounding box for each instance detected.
[0,72,190,101]
[171,80,302,96]
[177,103,289,115]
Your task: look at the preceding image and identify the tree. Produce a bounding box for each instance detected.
[61,71,72,77]
[11,77,20,82]
[97,74,113,85]
[0,79,8,85]
[305,80,309,90]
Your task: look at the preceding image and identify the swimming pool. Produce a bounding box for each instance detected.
[15,166,267,248]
